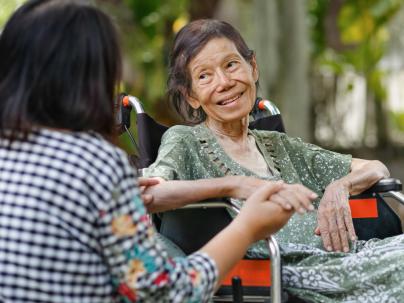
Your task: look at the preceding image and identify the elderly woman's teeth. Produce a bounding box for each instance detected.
[220,94,241,105]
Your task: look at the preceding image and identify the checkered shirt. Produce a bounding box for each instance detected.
[0,129,217,303]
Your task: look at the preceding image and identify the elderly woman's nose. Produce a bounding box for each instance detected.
[215,70,234,90]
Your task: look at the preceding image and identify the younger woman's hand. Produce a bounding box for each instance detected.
[138,177,161,205]
[270,183,317,214]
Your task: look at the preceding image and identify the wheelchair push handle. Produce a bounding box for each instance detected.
[115,93,145,134]
[257,98,281,115]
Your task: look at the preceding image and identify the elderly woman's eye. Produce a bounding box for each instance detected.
[199,73,207,80]
[227,61,238,68]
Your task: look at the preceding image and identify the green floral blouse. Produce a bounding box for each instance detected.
[145,124,404,302]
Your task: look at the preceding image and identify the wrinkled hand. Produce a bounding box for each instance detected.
[316,181,356,252]
[231,177,317,214]
[230,176,268,200]
[270,183,317,214]
[138,177,161,205]
[238,181,294,242]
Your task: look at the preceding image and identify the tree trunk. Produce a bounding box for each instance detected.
[363,84,377,147]
[189,0,221,20]
[250,0,279,99]
[276,0,310,140]
[375,97,390,148]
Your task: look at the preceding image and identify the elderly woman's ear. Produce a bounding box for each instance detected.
[185,91,201,109]
[251,55,259,83]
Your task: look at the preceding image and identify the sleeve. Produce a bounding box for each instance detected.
[143,126,197,180]
[281,135,352,191]
[97,152,218,303]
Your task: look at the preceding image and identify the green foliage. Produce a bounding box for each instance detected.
[308,0,331,58]
[391,112,404,132]
[310,0,402,73]
[337,0,401,70]
[98,0,189,151]
[0,0,25,29]
[122,0,189,111]
[335,0,401,112]
[309,0,404,145]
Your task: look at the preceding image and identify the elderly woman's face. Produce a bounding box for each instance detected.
[186,37,258,124]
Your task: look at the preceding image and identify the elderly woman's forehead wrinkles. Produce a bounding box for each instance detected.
[191,45,240,68]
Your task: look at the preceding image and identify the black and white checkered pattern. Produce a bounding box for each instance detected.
[0,129,217,303]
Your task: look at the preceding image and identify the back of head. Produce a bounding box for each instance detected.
[0,0,122,141]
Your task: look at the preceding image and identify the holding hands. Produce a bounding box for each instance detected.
[237,180,317,241]
[138,177,160,205]
[230,176,317,214]
[139,175,326,244]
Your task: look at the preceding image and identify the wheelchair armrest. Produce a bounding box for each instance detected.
[361,178,402,195]
[182,199,238,212]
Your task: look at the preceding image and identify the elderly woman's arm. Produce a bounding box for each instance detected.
[316,159,390,253]
[141,176,252,213]
[338,159,390,195]
[140,176,317,214]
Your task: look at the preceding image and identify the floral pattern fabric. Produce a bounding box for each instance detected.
[145,124,404,302]
[92,147,219,303]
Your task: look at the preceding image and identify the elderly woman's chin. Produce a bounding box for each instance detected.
[213,100,254,122]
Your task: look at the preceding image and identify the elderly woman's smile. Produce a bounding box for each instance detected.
[217,92,244,106]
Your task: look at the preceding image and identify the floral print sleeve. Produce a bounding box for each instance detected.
[282,135,352,191]
[254,130,352,194]
[97,153,218,303]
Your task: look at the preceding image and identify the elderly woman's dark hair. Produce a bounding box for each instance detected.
[0,0,121,141]
[168,19,255,124]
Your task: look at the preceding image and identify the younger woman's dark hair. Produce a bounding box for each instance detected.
[0,0,122,141]
[168,19,255,124]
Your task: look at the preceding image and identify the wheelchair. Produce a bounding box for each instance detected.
[116,94,404,303]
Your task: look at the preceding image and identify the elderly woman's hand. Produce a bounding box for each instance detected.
[316,180,356,252]
[270,183,317,214]
[230,176,271,200]
[231,177,317,214]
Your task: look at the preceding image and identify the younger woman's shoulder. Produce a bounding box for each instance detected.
[35,129,133,185]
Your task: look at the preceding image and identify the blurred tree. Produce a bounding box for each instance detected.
[309,0,403,148]
[96,0,189,124]
[275,0,310,141]
[189,0,220,20]
[387,6,404,140]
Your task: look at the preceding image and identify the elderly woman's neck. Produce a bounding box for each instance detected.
[205,117,249,141]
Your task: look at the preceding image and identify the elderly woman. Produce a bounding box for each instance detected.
[144,19,404,302]
[0,3,298,302]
